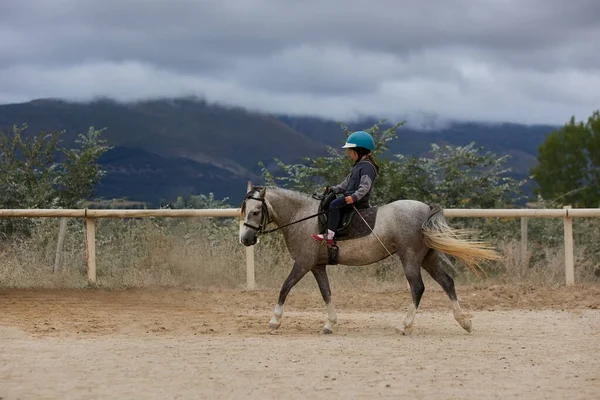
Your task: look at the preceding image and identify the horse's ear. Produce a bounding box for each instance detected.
[258,186,266,198]
[246,181,254,193]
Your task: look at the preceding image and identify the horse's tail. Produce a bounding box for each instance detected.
[421,204,502,277]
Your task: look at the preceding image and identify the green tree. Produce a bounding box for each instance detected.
[0,124,62,209]
[55,127,114,207]
[172,193,231,209]
[260,120,405,195]
[412,143,525,208]
[0,123,113,237]
[261,121,525,209]
[531,111,600,207]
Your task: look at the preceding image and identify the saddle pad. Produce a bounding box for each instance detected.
[335,206,378,241]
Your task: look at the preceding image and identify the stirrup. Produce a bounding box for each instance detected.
[311,233,334,246]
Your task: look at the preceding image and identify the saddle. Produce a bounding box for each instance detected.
[314,191,378,241]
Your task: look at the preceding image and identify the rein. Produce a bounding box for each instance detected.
[261,208,333,234]
[241,191,343,236]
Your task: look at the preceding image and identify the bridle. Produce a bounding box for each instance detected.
[240,187,343,236]
[240,191,272,235]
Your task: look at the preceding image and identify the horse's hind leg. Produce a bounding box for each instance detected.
[396,253,425,335]
[269,261,311,331]
[311,264,337,334]
[422,249,472,333]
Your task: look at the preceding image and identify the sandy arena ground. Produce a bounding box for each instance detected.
[1,284,600,399]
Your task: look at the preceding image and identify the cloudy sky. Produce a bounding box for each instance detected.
[1,0,599,125]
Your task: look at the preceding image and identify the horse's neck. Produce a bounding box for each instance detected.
[265,189,315,226]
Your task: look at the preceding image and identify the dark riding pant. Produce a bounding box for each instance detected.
[327,196,351,233]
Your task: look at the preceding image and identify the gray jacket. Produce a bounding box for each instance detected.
[332,160,378,206]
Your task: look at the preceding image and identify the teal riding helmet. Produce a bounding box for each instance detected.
[342,131,375,151]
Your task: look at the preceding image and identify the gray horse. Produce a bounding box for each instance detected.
[239,182,501,335]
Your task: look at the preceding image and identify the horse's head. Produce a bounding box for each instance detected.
[239,182,269,246]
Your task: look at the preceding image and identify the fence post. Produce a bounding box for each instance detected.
[246,245,255,290]
[520,217,528,269]
[54,217,68,273]
[563,205,574,286]
[239,217,256,290]
[85,214,97,284]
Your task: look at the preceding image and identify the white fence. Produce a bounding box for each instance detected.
[1,206,599,288]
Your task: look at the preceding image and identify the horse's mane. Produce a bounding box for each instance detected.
[266,185,314,200]
[242,185,315,214]
[250,185,314,201]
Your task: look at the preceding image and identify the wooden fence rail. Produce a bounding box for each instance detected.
[1,206,599,288]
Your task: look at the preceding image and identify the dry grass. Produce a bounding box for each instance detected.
[1,216,599,291]
[491,241,595,287]
[0,217,247,290]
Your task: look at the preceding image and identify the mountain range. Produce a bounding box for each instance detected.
[0,97,558,206]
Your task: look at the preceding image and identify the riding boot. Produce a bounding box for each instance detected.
[312,229,335,246]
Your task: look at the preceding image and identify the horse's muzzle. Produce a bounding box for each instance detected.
[240,236,257,246]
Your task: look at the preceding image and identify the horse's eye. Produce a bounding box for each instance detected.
[253,210,260,216]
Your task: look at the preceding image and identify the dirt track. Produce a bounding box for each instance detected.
[1,285,600,399]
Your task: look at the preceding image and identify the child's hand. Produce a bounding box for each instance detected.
[345,196,354,204]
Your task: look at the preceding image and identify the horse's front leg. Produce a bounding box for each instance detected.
[312,264,337,334]
[269,261,312,331]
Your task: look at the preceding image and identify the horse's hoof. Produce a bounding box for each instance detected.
[461,319,472,333]
[321,328,333,335]
[395,324,413,335]
[269,323,280,331]
[455,314,473,333]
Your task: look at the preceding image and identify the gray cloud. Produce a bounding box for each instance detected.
[1,0,599,125]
